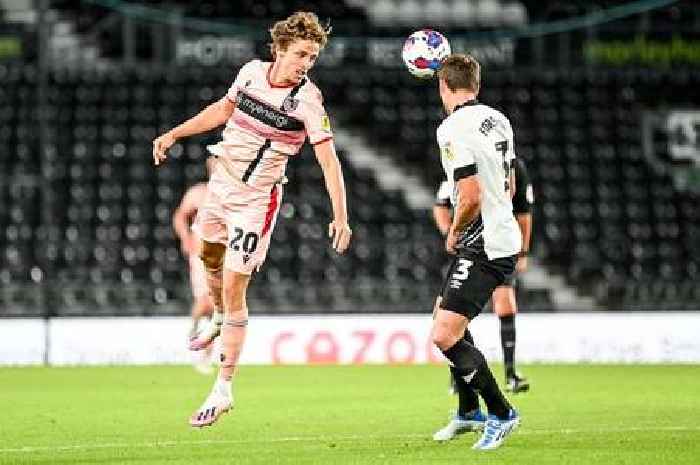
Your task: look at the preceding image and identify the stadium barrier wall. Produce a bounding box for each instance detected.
[1,312,699,365]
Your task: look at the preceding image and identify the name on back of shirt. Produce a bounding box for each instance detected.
[478,116,504,136]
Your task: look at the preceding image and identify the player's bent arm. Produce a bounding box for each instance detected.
[170,97,235,140]
[313,139,352,253]
[509,171,516,199]
[432,205,452,237]
[153,97,235,165]
[450,175,481,235]
[445,176,481,254]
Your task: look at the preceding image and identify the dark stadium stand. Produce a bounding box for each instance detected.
[2,60,698,314]
[2,1,699,315]
[0,64,449,316]
[341,66,700,310]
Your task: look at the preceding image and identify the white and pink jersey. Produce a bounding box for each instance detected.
[195,60,332,273]
[207,59,333,192]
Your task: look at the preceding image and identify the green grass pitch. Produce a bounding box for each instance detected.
[1,364,698,464]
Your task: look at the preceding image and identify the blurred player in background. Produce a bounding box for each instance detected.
[153,12,352,428]
[429,54,520,450]
[172,157,216,374]
[433,156,534,395]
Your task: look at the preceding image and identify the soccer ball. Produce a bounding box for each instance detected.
[402,29,451,79]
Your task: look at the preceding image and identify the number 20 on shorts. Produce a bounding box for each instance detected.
[229,227,259,254]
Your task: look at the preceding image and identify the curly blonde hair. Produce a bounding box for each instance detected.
[269,11,330,58]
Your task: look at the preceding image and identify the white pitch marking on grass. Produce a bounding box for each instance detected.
[1,426,699,454]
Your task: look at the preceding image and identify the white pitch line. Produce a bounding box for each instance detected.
[1,426,699,454]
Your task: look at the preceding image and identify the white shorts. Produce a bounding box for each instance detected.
[193,183,282,274]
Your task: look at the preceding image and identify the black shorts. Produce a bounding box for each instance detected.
[440,253,516,320]
[500,273,518,287]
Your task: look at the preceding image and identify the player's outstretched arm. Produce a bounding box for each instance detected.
[153,97,236,166]
[313,139,352,254]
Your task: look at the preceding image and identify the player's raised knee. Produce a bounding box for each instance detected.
[200,240,226,271]
[432,324,459,350]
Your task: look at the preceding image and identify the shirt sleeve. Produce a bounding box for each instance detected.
[449,136,478,181]
[512,158,534,214]
[435,181,452,207]
[303,86,333,145]
[225,60,257,102]
[507,120,517,163]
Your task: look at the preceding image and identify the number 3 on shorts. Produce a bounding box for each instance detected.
[229,227,259,254]
[453,258,473,281]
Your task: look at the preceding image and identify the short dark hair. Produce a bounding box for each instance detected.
[437,54,480,94]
